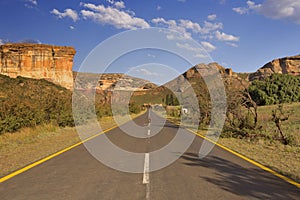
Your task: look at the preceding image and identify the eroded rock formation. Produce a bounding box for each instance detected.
[73,72,157,91]
[0,43,76,89]
[184,62,235,79]
[249,54,300,81]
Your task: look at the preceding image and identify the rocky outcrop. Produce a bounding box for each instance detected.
[184,62,236,79]
[0,43,76,89]
[74,72,157,91]
[249,54,300,81]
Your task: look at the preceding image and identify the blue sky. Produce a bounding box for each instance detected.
[1,0,300,79]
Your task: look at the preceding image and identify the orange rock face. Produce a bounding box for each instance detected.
[249,54,300,81]
[0,43,76,89]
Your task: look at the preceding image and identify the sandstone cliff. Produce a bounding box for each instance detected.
[0,43,76,89]
[249,54,300,81]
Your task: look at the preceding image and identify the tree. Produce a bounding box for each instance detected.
[249,74,300,106]
[169,94,174,106]
[224,79,259,138]
[165,94,170,105]
[272,104,291,145]
[241,84,258,129]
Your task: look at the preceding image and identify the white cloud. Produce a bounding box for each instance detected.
[152,18,192,39]
[24,0,38,8]
[165,19,222,36]
[215,31,239,42]
[247,1,261,10]
[207,14,217,21]
[51,8,79,22]
[179,19,202,33]
[226,42,238,47]
[114,1,125,9]
[0,39,4,45]
[27,0,37,5]
[259,0,300,23]
[233,0,300,24]
[151,17,239,47]
[201,21,223,34]
[157,5,162,11]
[194,53,208,58]
[152,18,224,40]
[166,32,191,40]
[46,2,239,51]
[233,7,249,15]
[176,42,201,52]
[201,41,216,52]
[136,68,159,76]
[81,3,150,29]
[176,42,210,57]
[107,0,114,4]
[233,1,261,14]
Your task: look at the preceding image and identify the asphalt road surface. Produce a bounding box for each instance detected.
[1,110,300,200]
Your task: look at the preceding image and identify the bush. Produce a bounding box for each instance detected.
[129,103,141,114]
[249,74,300,106]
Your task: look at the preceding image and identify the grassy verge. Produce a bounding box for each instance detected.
[217,103,300,182]
[218,138,300,182]
[257,103,300,145]
[0,124,78,177]
[159,103,300,183]
[0,113,144,178]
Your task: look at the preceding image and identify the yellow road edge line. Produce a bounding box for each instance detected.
[0,125,116,183]
[191,130,300,188]
[0,112,145,183]
[168,119,300,189]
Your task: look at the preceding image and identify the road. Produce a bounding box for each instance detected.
[0,110,300,199]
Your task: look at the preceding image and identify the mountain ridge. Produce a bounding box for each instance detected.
[1,43,299,90]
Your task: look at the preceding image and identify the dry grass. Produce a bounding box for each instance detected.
[0,124,78,177]
[214,102,300,182]
[257,102,300,145]
[0,113,143,177]
[163,103,300,182]
[218,138,300,182]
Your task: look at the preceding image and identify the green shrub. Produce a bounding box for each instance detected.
[249,74,300,106]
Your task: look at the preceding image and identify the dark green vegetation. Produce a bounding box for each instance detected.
[0,75,122,134]
[225,74,300,145]
[0,75,74,134]
[165,94,180,106]
[223,74,300,146]
[249,74,300,105]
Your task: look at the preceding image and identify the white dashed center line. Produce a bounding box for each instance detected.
[143,153,149,184]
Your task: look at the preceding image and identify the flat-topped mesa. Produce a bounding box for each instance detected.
[0,43,76,89]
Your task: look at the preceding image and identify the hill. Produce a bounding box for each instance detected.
[0,74,74,134]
